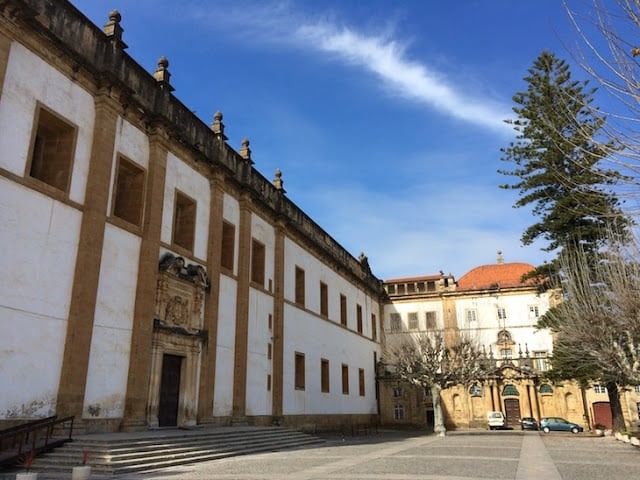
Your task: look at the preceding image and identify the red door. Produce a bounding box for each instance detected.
[504,399,521,427]
[592,402,612,430]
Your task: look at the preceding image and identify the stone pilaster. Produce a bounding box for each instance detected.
[56,94,120,419]
[197,172,225,423]
[122,126,168,430]
[0,30,10,100]
[232,194,252,420]
[272,220,286,418]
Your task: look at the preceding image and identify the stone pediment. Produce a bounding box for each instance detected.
[155,253,209,333]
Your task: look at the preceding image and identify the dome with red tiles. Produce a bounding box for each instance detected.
[457,261,535,291]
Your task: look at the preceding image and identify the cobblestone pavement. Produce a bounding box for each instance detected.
[6,430,638,480]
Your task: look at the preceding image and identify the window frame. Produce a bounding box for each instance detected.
[111,155,146,228]
[295,265,305,307]
[340,294,347,327]
[172,189,197,253]
[341,363,349,395]
[294,352,305,391]
[220,221,235,271]
[251,238,266,287]
[356,304,363,333]
[26,103,77,196]
[321,358,330,393]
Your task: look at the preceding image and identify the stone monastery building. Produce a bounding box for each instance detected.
[1,0,639,434]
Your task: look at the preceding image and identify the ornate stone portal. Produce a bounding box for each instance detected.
[147,253,209,428]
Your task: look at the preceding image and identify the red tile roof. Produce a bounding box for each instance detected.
[457,262,535,291]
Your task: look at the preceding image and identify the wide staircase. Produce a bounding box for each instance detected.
[30,426,324,476]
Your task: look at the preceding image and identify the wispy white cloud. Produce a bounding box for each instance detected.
[294,23,512,134]
[186,1,513,135]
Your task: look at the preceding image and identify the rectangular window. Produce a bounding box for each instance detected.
[533,351,547,371]
[465,309,477,324]
[426,281,436,292]
[295,266,305,306]
[417,282,425,292]
[357,304,363,333]
[408,312,418,330]
[340,294,347,326]
[321,358,330,393]
[497,307,507,321]
[500,348,512,359]
[341,364,349,394]
[221,221,235,271]
[386,284,396,295]
[320,282,328,317]
[397,284,406,294]
[267,343,272,360]
[371,313,377,341]
[251,239,265,286]
[390,313,401,332]
[267,374,271,391]
[407,283,415,294]
[394,404,404,421]
[425,311,437,330]
[173,190,196,252]
[112,156,145,227]
[593,384,607,394]
[392,387,403,398]
[529,305,540,318]
[294,352,305,390]
[358,368,365,396]
[634,385,640,394]
[28,106,76,193]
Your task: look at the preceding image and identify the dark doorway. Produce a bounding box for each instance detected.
[504,398,521,427]
[158,354,182,427]
[425,409,434,431]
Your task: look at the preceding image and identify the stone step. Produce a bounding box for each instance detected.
[30,427,324,475]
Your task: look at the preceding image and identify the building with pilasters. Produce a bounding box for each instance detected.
[0,0,382,433]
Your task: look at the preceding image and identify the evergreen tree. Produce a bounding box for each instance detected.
[499,51,629,263]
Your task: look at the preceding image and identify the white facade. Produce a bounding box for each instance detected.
[0,0,383,432]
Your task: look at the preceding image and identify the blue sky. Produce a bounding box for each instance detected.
[70,0,601,280]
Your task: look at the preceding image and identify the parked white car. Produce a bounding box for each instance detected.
[487,411,506,430]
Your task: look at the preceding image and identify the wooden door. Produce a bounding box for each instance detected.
[592,402,612,430]
[158,354,182,427]
[504,398,521,427]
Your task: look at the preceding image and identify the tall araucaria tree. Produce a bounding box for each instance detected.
[383,332,487,437]
[499,50,629,275]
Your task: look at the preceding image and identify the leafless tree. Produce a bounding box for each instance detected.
[564,0,640,212]
[383,331,487,436]
[541,235,640,431]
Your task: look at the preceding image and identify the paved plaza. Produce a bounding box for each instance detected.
[7,430,638,480]
[124,430,638,480]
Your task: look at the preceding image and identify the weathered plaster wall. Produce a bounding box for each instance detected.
[213,274,237,417]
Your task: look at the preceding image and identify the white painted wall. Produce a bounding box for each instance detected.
[282,238,380,415]
[160,152,210,261]
[82,117,149,419]
[0,42,95,204]
[213,275,237,416]
[283,304,379,415]
[0,41,96,417]
[383,298,445,331]
[0,179,81,417]
[245,289,274,416]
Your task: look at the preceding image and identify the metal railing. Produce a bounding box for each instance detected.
[0,415,74,468]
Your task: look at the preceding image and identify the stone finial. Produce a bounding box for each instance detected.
[273,169,285,192]
[153,56,174,91]
[239,137,253,163]
[103,9,128,49]
[211,110,227,140]
[497,250,504,264]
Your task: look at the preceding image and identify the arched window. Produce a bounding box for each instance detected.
[469,384,483,397]
[497,329,514,345]
[539,384,553,394]
[502,384,519,396]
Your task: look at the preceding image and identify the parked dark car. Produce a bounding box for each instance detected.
[539,417,583,434]
[520,417,538,430]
